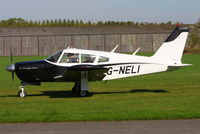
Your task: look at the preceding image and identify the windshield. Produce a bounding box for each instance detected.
[46,51,62,63]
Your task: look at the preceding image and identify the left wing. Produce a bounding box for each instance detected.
[55,65,109,82]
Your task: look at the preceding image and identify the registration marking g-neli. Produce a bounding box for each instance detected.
[107,65,140,75]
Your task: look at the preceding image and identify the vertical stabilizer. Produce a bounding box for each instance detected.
[152,27,189,62]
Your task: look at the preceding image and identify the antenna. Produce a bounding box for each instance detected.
[111,44,119,53]
[132,47,141,55]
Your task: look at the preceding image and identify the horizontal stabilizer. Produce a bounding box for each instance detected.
[168,64,192,67]
[167,64,192,71]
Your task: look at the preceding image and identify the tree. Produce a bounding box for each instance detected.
[97,21,103,26]
[63,19,67,26]
[79,20,84,26]
[66,19,71,26]
[28,20,34,27]
[41,20,46,26]
[54,19,58,26]
[188,19,200,53]
[70,20,75,26]
[58,19,63,26]
[166,21,172,25]
[75,20,80,26]
[46,20,50,26]
[87,21,91,26]
[50,19,55,26]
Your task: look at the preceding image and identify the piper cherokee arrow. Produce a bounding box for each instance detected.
[6,27,191,97]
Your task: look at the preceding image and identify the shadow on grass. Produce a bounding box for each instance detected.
[0,89,169,98]
[131,89,169,93]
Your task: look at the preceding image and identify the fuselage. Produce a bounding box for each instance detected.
[10,48,171,85]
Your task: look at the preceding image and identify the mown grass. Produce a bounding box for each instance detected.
[0,54,199,122]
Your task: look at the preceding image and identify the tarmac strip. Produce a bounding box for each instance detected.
[0,119,200,134]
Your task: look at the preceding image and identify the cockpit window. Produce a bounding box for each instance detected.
[81,54,96,63]
[59,53,79,63]
[46,51,62,63]
[98,56,109,63]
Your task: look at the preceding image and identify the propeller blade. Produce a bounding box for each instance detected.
[9,48,14,82]
[10,48,13,64]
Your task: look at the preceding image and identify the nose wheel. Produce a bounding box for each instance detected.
[18,86,27,98]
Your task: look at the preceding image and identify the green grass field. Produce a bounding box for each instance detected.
[0,54,200,123]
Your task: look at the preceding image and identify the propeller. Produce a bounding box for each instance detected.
[6,48,15,81]
[11,69,14,81]
[10,48,13,64]
[10,49,14,81]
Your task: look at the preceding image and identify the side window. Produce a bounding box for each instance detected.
[98,56,109,63]
[81,54,96,63]
[46,51,62,63]
[60,53,79,63]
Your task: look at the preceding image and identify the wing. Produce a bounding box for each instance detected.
[55,65,109,82]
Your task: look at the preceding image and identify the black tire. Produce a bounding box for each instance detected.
[17,90,27,98]
[78,90,88,97]
[72,86,80,94]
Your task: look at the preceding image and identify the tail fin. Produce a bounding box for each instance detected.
[152,27,189,63]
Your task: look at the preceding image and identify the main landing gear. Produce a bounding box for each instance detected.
[72,72,89,97]
[72,85,88,97]
[18,86,27,98]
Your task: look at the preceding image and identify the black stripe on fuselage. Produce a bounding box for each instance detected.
[14,60,157,84]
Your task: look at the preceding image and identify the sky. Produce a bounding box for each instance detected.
[0,0,199,24]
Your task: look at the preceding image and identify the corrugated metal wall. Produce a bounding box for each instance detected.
[0,33,170,56]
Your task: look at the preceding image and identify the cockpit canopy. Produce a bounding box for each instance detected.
[46,50,109,64]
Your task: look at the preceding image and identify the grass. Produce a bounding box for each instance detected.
[0,54,200,122]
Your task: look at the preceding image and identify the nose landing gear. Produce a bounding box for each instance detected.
[18,86,27,98]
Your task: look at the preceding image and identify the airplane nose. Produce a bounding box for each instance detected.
[6,64,15,72]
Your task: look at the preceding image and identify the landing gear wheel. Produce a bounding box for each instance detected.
[78,90,88,97]
[18,86,27,98]
[18,90,27,98]
[72,79,89,97]
[72,86,80,94]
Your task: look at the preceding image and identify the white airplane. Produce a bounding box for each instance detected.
[6,27,191,97]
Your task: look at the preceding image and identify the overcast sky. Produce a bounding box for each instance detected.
[0,0,199,23]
